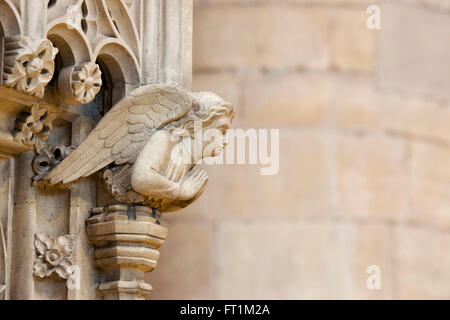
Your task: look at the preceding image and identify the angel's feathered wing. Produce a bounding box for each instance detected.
[45,84,192,185]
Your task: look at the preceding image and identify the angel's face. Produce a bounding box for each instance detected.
[212,114,232,134]
[202,114,232,158]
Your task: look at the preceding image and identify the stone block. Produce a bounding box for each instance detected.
[325,74,380,130]
[395,225,450,299]
[148,222,214,299]
[332,132,410,222]
[241,72,326,128]
[194,6,329,70]
[377,3,450,102]
[349,223,395,299]
[204,129,330,220]
[410,141,450,229]
[329,8,376,73]
[216,220,352,299]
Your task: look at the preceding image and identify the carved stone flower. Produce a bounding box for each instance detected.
[14,103,54,146]
[71,62,102,104]
[4,37,58,98]
[33,233,74,280]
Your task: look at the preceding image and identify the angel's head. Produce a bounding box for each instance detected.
[168,91,233,136]
[190,91,234,132]
[166,91,233,159]
[191,92,234,158]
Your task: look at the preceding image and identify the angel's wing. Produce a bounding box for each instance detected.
[45,84,192,185]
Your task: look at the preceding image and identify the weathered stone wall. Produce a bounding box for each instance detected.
[149,0,450,299]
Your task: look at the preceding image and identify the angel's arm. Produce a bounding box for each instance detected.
[132,170,181,200]
[131,131,182,200]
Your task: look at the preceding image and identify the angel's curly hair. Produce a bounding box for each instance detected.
[166,92,234,138]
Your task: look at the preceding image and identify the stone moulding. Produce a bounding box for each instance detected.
[86,205,168,300]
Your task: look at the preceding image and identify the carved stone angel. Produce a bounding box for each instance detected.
[45,84,234,212]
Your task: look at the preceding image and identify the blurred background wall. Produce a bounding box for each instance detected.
[149,0,450,299]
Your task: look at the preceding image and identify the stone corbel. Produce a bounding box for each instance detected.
[86,205,168,300]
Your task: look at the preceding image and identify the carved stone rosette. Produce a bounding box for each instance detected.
[13,103,55,147]
[58,62,102,105]
[86,205,168,300]
[3,36,58,98]
[33,233,74,280]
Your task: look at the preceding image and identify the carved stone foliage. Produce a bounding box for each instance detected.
[32,141,75,185]
[3,36,58,98]
[13,103,56,147]
[86,205,167,299]
[33,233,74,280]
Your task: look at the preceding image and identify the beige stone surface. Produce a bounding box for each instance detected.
[148,221,214,299]
[2,0,450,301]
[216,221,352,299]
[196,0,376,5]
[332,133,410,222]
[395,226,450,299]
[324,74,380,130]
[348,223,395,299]
[410,141,450,229]
[193,72,244,127]
[329,8,376,73]
[151,1,450,300]
[380,93,450,144]
[193,6,329,71]
[205,129,330,220]
[241,72,326,128]
[377,3,450,101]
